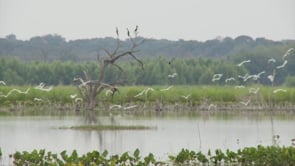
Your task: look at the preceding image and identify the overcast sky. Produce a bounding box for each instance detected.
[0,0,294,41]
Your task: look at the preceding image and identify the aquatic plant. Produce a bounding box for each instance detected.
[10,145,295,166]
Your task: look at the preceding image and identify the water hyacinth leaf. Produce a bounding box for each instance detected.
[102,150,108,157]
[133,148,140,159]
[120,152,130,162]
[207,149,211,156]
[8,146,295,165]
[69,150,78,163]
[144,153,156,164]
[168,155,176,161]
[39,149,45,158]
[196,151,208,163]
[60,150,68,161]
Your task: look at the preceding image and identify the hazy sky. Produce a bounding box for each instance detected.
[0,0,294,41]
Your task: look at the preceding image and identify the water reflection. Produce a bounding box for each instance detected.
[0,111,295,163]
[84,110,98,124]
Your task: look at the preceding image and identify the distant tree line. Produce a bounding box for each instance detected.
[1,34,294,61]
[0,34,294,86]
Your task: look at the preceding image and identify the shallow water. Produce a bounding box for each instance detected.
[0,111,295,163]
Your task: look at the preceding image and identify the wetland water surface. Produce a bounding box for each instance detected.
[0,112,295,162]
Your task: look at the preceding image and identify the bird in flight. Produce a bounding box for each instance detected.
[237,60,251,67]
[212,74,223,82]
[282,48,294,60]
[240,99,250,106]
[249,87,260,94]
[0,81,6,85]
[273,89,287,93]
[168,72,177,78]
[160,86,173,91]
[0,88,30,98]
[225,77,235,83]
[134,87,154,97]
[276,60,288,69]
[70,94,77,99]
[35,82,53,92]
[181,94,191,100]
[268,58,276,64]
[234,85,245,89]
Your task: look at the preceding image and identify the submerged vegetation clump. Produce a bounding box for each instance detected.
[10,146,295,166]
[59,124,156,131]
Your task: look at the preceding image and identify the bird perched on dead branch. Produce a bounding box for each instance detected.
[73,27,144,111]
[127,28,130,37]
[116,27,119,37]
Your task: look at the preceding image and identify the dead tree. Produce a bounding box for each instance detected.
[73,26,144,111]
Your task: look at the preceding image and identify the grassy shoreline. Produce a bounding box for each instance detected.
[0,85,295,112]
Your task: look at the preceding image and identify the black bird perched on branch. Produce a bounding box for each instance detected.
[127,28,130,37]
[116,27,119,37]
[134,25,138,33]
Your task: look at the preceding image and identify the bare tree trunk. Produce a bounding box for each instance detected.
[73,26,144,112]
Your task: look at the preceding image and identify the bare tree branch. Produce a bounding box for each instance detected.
[74,26,144,111]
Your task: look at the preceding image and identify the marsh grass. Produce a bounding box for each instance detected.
[1,85,295,108]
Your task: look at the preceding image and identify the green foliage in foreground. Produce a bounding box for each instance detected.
[10,146,295,166]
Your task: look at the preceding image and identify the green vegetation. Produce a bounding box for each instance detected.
[1,85,295,107]
[1,35,295,86]
[0,47,294,86]
[11,146,295,165]
[1,34,294,62]
[60,125,156,131]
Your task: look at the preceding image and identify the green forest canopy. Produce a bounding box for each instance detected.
[0,34,294,86]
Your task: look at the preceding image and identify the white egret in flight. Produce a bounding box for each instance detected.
[237,60,251,67]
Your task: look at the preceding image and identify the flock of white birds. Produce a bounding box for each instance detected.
[126,48,294,108]
[0,48,294,109]
[0,82,81,103]
[211,48,294,106]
